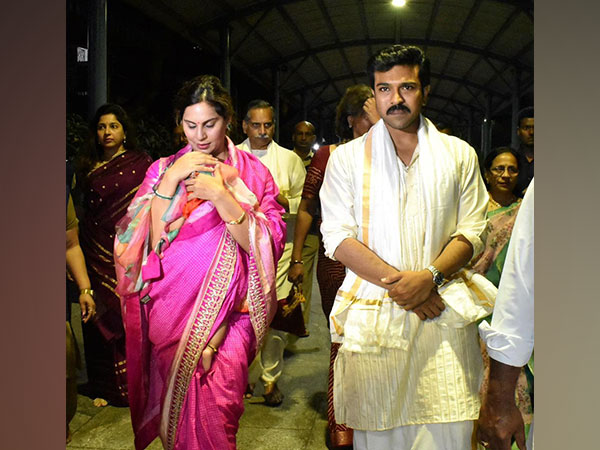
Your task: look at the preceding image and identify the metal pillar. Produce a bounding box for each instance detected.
[510,68,521,149]
[273,67,280,142]
[220,26,231,93]
[88,0,107,119]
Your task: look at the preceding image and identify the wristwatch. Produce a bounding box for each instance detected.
[426,265,445,288]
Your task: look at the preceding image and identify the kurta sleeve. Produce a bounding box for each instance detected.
[285,152,306,215]
[479,180,534,367]
[451,143,489,258]
[319,143,359,260]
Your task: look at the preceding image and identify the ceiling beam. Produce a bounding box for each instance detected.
[254,37,532,72]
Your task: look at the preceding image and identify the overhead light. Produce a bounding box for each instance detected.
[392,0,407,7]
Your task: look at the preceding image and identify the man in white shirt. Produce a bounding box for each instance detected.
[477,180,534,450]
[238,100,306,405]
[320,44,492,449]
[288,121,319,327]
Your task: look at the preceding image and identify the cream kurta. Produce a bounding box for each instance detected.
[238,138,305,298]
[320,117,494,430]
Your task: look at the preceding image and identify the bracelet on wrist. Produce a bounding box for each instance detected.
[80,288,96,299]
[291,259,304,265]
[206,343,218,354]
[226,210,246,225]
[152,185,174,201]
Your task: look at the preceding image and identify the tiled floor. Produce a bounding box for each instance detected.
[67,274,334,449]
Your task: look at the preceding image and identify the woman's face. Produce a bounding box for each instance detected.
[181,102,229,159]
[97,114,126,150]
[486,152,519,197]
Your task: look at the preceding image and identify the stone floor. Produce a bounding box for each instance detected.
[67,273,335,450]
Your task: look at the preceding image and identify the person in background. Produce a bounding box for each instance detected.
[75,104,153,407]
[288,84,379,448]
[66,163,96,442]
[238,100,306,406]
[470,147,533,448]
[287,120,319,331]
[292,120,317,169]
[114,75,285,449]
[472,147,524,286]
[515,107,534,194]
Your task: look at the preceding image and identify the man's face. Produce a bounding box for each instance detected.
[373,64,429,134]
[242,107,275,150]
[292,122,316,153]
[517,117,534,148]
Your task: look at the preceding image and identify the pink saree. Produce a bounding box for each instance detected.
[114,139,285,450]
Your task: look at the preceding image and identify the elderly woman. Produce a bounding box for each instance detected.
[472,147,533,448]
[472,147,524,286]
[76,104,153,407]
[287,84,379,448]
[114,75,285,450]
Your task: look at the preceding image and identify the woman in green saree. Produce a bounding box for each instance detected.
[473,147,533,448]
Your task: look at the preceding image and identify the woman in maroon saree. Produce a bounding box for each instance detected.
[76,104,153,406]
[288,85,378,448]
[114,75,285,450]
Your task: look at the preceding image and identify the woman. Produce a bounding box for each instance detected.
[472,147,533,448]
[288,84,378,449]
[472,147,524,286]
[114,75,286,450]
[76,104,153,407]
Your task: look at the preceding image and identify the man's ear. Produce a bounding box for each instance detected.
[347,115,354,129]
[242,120,248,134]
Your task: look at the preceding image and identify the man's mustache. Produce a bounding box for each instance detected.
[386,104,411,115]
[256,134,270,139]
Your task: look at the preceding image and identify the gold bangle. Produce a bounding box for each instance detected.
[226,210,246,225]
[291,260,303,265]
[80,288,96,299]
[206,343,218,354]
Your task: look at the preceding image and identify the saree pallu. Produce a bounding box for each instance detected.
[472,200,522,287]
[115,141,285,450]
[79,150,152,405]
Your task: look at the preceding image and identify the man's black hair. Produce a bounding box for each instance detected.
[367,45,430,92]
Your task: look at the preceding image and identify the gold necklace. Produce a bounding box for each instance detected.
[488,193,516,209]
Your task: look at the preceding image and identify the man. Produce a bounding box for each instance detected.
[320,45,492,448]
[238,100,306,405]
[477,180,535,450]
[515,107,534,194]
[292,120,317,168]
[288,121,319,327]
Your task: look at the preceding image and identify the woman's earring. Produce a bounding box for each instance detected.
[124,136,127,144]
